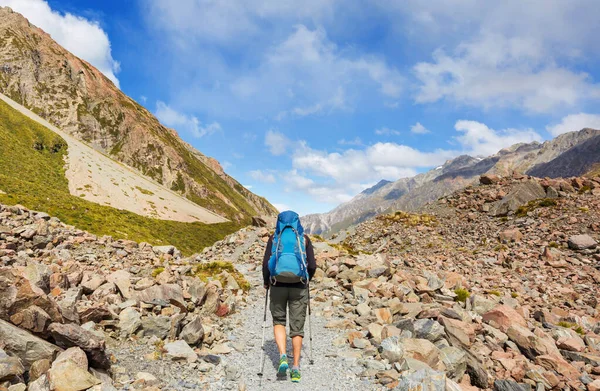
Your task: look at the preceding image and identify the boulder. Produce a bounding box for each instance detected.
[439,317,475,347]
[0,349,25,381]
[0,319,61,369]
[506,325,560,359]
[22,261,51,293]
[480,175,501,185]
[106,270,132,299]
[118,307,141,336]
[135,284,186,311]
[48,360,100,391]
[80,273,105,294]
[9,305,51,334]
[482,305,527,333]
[379,336,404,364]
[395,368,446,391]
[439,346,467,380]
[164,340,198,363]
[401,338,446,371]
[180,316,204,346]
[29,359,51,381]
[53,347,88,370]
[493,380,531,391]
[488,180,546,216]
[47,323,109,369]
[413,319,445,342]
[567,234,597,250]
[141,316,171,339]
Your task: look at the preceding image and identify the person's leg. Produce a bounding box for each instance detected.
[288,287,309,369]
[291,335,303,367]
[269,286,289,375]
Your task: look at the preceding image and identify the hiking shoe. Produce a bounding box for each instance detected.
[290,368,301,383]
[277,354,289,377]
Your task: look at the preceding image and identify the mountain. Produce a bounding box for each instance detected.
[303,127,600,236]
[0,7,276,222]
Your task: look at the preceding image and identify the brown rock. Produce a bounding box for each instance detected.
[47,323,109,369]
[29,359,51,381]
[482,305,527,333]
[439,317,475,347]
[0,319,61,369]
[9,305,50,334]
[535,354,580,381]
[48,360,100,391]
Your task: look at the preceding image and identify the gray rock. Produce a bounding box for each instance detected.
[141,315,171,339]
[53,347,88,370]
[439,346,467,381]
[567,234,597,250]
[27,374,50,391]
[413,319,445,342]
[135,284,186,311]
[395,368,446,390]
[119,307,142,336]
[488,180,546,216]
[47,323,109,370]
[180,316,204,346]
[494,379,532,391]
[0,319,61,370]
[164,340,198,363]
[379,336,404,364]
[154,245,175,255]
[0,349,25,381]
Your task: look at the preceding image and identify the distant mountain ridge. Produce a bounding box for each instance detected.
[302,127,600,236]
[0,6,276,222]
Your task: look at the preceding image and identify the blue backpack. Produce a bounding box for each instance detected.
[268,211,309,284]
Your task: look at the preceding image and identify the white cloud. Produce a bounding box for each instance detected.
[546,113,600,136]
[414,33,600,113]
[265,130,290,156]
[1,0,121,87]
[411,122,430,134]
[375,127,401,136]
[140,96,147,104]
[286,120,542,204]
[454,120,542,157]
[155,101,221,138]
[338,137,363,146]
[249,170,276,183]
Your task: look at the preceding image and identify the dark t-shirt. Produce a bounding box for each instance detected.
[262,234,317,288]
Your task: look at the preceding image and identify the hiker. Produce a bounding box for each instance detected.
[262,210,316,383]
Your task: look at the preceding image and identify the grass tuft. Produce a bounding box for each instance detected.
[192,261,250,292]
[454,288,470,303]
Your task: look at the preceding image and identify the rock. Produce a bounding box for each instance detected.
[119,307,142,336]
[8,384,26,391]
[0,319,61,369]
[135,371,159,387]
[534,354,580,381]
[413,319,445,342]
[356,302,371,317]
[251,216,267,227]
[375,308,392,324]
[588,380,600,391]
[379,336,404,364]
[494,380,531,391]
[153,245,175,255]
[559,350,600,366]
[141,316,171,339]
[29,359,51,381]
[439,317,475,348]
[135,284,186,311]
[488,180,546,216]
[80,273,105,294]
[106,270,132,299]
[480,175,501,185]
[470,295,497,315]
[506,325,559,359]
[9,305,51,334]
[28,374,51,391]
[499,228,523,243]
[164,340,198,363]
[395,368,446,390]
[53,347,88,369]
[567,234,597,250]
[48,360,100,391]
[47,323,109,369]
[0,350,24,381]
[180,316,204,346]
[202,284,220,314]
[401,338,446,371]
[439,347,467,380]
[23,261,51,293]
[482,305,527,333]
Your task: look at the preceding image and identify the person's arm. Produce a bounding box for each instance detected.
[263,235,273,287]
[305,235,316,281]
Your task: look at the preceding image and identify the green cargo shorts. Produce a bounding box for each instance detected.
[269,285,308,338]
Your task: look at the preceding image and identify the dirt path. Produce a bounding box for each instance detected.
[0,92,227,224]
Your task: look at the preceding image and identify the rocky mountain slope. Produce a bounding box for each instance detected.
[302,128,600,236]
[2,172,600,390]
[0,6,276,222]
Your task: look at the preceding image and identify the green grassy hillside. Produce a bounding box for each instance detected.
[0,99,239,255]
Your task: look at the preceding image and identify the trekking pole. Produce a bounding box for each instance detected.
[307,283,314,365]
[258,286,269,384]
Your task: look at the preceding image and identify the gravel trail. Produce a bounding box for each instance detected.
[210,262,382,391]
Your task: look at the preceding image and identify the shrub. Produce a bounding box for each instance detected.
[192,261,250,292]
[454,288,470,303]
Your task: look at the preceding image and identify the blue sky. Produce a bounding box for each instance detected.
[4,0,600,216]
